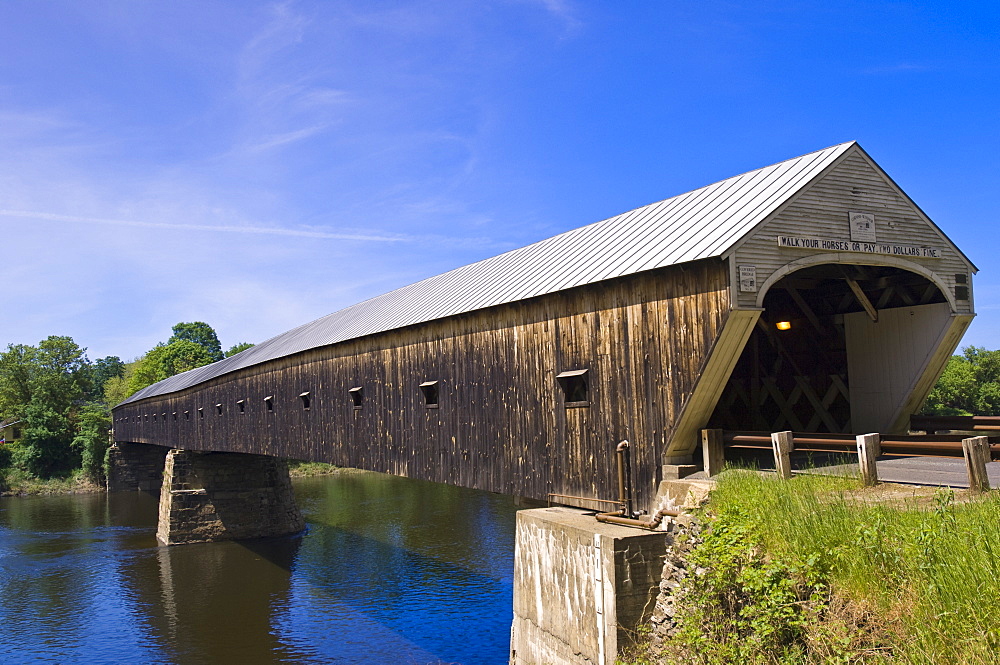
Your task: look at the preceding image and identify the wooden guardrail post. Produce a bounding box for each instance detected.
[702,429,725,477]
[856,433,880,486]
[771,431,794,480]
[962,436,991,493]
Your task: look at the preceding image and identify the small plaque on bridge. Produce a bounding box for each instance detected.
[738,265,758,292]
[849,211,876,243]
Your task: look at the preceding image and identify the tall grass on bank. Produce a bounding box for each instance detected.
[665,471,1000,664]
[0,466,103,496]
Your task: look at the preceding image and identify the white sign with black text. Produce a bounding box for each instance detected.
[738,265,758,292]
[776,235,941,258]
[849,211,876,243]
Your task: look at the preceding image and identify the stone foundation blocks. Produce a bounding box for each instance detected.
[106,442,170,493]
[156,449,305,546]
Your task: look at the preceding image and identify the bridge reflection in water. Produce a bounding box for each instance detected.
[0,471,517,665]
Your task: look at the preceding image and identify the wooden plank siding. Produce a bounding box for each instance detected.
[731,150,973,315]
[113,258,732,513]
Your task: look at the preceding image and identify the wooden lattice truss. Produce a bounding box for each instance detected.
[710,265,946,433]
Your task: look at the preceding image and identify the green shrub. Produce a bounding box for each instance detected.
[664,470,1000,664]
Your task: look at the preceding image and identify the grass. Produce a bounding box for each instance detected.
[0,467,104,496]
[286,460,342,477]
[0,459,343,495]
[643,469,1000,664]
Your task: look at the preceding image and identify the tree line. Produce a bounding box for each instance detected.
[920,346,1000,416]
[0,322,252,485]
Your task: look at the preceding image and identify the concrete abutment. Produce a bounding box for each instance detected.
[510,507,667,665]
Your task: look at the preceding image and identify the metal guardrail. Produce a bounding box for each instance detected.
[910,415,1000,434]
[723,431,1000,460]
[703,427,997,491]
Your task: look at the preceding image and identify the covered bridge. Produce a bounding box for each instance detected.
[113,141,976,513]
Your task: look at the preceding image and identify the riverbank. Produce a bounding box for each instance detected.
[0,468,103,496]
[287,461,343,477]
[626,471,1000,664]
[0,460,342,497]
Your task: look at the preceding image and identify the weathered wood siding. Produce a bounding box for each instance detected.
[113,258,731,512]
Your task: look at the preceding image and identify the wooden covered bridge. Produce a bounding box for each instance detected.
[112,141,976,515]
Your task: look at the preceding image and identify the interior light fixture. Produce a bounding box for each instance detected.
[776,321,792,331]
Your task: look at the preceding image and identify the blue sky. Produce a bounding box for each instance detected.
[1,1,997,362]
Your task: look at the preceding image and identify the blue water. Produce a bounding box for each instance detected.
[0,472,518,664]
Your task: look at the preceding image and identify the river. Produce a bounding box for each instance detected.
[0,471,519,664]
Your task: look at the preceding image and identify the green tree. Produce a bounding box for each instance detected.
[0,344,35,415]
[0,336,91,476]
[72,403,111,482]
[14,401,77,476]
[104,361,138,407]
[169,322,223,362]
[225,342,255,357]
[87,355,125,402]
[127,340,215,396]
[923,346,1000,415]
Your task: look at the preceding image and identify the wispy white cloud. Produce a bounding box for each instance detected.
[0,209,408,242]
[0,208,507,251]
[241,124,334,152]
[238,1,309,76]
[511,0,583,37]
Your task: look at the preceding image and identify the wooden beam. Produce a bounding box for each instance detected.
[771,431,794,480]
[787,287,825,334]
[875,285,896,309]
[856,433,880,487]
[962,436,991,493]
[701,429,725,477]
[845,276,878,322]
[895,283,917,306]
[850,265,872,281]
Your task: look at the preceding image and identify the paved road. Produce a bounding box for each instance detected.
[866,456,1000,488]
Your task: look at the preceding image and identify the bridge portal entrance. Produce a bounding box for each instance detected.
[709,263,950,435]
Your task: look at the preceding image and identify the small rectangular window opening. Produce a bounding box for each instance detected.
[264,395,274,412]
[299,392,311,410]
[955,273,968,284]
[557,369,589,407]
[349,386,364,410]
[955,285,970,301]
[216,403,223,416]
[419,381,439,408]
[198,407,204,419]
[237,399,246,414]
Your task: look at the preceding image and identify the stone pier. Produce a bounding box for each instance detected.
[156,449,305,546]
[509,507,667,665]
[107,442,171,493]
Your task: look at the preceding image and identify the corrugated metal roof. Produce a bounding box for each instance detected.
[122,141,856,404]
